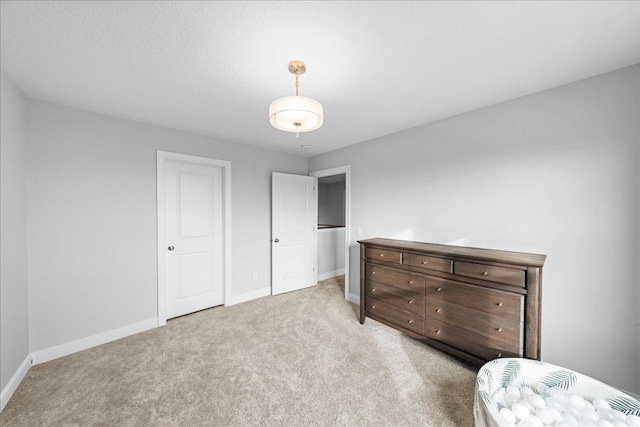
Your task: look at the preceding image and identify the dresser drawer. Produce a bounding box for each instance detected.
[426,317,521,361]
[366,280,424,315]
[426,299,521,346]
[426,276,522,321]
[403,253,452,273]
[454,260,525,287]
[366,263,426,295]
[367,297,424,335]
[365,247,402,264]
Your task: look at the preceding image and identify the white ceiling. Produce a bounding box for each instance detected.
[1,1,638,157]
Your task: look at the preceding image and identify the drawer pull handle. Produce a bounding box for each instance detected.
[436,308,441,313]
[422,261,428,265]
[379,254,384,257]
[436,287,442,291]
[408,300,414,304]
[483,271,488,275]
[408,319,414,324]
[371,305,376,309]
[496,327,502,332]
[408,280,413,284]
[435,330,441,334]
[496,302,503,306]
[371,271,376,275]
[371,288,376,292]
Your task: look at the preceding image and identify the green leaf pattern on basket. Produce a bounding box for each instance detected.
[607,396,640,416]
[483,367,493,391]
[477,376,485,389]
[500,360,521,388]
[479,390,492,408]
[539,370,577,390]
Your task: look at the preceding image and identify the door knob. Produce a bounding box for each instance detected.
[274,238,279,243]
[168,246,175,251]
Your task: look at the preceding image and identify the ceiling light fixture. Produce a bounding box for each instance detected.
[269,60,323,137]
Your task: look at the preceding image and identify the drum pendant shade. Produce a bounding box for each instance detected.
[269,61,323,135]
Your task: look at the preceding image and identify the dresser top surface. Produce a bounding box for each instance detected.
[358,238,546,267]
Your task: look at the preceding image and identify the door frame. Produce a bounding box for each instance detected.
[156,151,232,326]
[309,165,351,302]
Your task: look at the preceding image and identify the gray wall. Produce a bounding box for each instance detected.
[318,182,345,226]
[318,228,345,277]
[310,65,640,394]
[0,70,30,392]
[26,99,308,352]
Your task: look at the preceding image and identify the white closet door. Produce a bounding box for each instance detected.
[271,172,317,295]
[165,160,223,318]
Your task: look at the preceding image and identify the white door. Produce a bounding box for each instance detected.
[272,172,318,295]
[165,160,224,318]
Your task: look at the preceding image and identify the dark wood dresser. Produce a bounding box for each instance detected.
[359,238,545,365]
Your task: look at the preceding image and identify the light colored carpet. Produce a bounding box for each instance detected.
[1,276,478,426]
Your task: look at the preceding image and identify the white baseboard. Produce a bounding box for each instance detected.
[31,318,158,365]
[318,269,345,281]
[347,293,360,305]
[1,353,32,413]
[226,287,271,306]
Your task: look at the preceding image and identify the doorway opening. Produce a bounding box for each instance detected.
[309,166,351,302]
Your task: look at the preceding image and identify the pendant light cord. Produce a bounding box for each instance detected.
[295,71,300,138]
